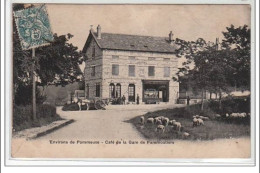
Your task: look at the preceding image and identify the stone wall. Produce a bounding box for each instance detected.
[84,39,103,99]
[101,50,179,103]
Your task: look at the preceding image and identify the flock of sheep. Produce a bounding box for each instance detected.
[138,111,250,139]
[226,112,250,118]
[140,116,190,138]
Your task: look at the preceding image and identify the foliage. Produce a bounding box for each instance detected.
[15,84,46,105]
[13,104,61,131]
[13,4,83,106]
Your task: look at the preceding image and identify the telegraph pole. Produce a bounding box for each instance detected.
[32,48,37,120]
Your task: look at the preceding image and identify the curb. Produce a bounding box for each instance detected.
[27,119,74,140]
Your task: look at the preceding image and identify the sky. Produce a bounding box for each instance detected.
[45,4,250,70]
[46,4,250,49]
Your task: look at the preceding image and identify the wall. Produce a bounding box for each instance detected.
[84,38,103,99]
[101,50,179,103]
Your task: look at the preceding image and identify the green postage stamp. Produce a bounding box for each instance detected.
[13,5,53,50]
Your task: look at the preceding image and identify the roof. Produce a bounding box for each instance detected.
[82,31,178,54]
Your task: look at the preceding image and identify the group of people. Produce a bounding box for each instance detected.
[112,94,140,105]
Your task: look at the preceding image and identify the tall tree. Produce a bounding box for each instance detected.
[13,4,83,105]
[221,24,250,89]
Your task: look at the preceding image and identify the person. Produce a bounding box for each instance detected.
[122,95,126,105]
[187,96,190,106]
[137,94,140,105]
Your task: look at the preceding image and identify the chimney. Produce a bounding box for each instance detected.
[169,31,174,41]
[90,25,94,32]
[97,25,101,39]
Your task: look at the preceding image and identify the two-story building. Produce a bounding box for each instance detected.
[82,25,179,104]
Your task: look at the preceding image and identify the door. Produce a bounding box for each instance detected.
[128,84,135,102]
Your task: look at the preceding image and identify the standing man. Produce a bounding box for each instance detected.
[122,95,126,105]
[137,94,140,105]
[187,96,190,106]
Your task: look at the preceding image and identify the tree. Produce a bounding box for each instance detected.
[221,24,250,89]
[173,25,250,111]
[13,4,83,105]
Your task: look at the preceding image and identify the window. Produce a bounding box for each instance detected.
[96,83,100,97]
[164,67,170,77]
[129,56,135,60]
[148,57,156,61]
[112,55,119,60]
[148,66,155,76]
[164,58,170,61]
[112,64,119,76]
[109,83,115,98]
[128,65,135,77]
[92,46,95,58]
[86,84,89,98]
[116,84,121,98]
[91,66,95,76]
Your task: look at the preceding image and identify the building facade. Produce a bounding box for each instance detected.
[82,25,179,104]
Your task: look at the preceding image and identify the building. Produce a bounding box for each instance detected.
[82,25,179,104]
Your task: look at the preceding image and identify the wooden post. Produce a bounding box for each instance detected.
[32,48,37,120]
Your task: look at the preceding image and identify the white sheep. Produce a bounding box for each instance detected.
[197,118,204,125]
[156,125,165,133]
[162,117,169,126]
[182,132,190,138]
[140,116,145,125]
[173,122,182,131]
[193,118,199,127]
[226,113,229,117]
[168,120,176,126]
[215,114,221,118]
[146,118,154,124]
[157,116,165,121]
[156,119,163,125]
[154,117,161,124]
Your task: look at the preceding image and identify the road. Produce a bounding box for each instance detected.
[11,104,251,159]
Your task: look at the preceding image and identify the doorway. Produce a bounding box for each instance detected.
[128,84,135,102]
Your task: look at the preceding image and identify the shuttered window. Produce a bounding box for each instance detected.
[128,65,135,77]
[148,66,155,76]
[96,83,100,97]
[164,67,170,77]
[112,64,119,76]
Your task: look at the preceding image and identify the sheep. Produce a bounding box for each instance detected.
[230,113,247,118]
[168,120,176,126]
[155,119,163,125]
[173,122,182,131]
[156,125,165,133]
[195,115,200,118]
[198,116,209,121]
[193,118,199,127]
[182,132,190,138]
[157,116,165,121]
[215,114,221,118]
[154,117,161,124]
[162,117,169,126]
[140,116,145,125]
[226,113,229,117]
[197,118,204,125]
[146,118,154,124]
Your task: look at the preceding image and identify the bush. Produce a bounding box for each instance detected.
[13,104,61,131]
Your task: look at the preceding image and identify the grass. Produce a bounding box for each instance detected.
[13,104,62,131]
[129,101,250,140]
